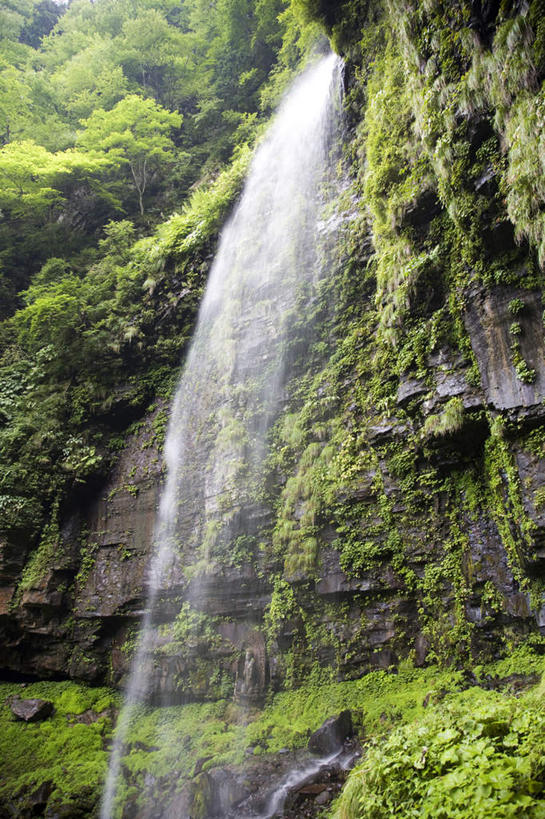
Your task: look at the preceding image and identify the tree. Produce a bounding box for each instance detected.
[0,0,36,44]
[19,0,63,49]
[50,37,128,121]
[0,62,32,144]
[0,139,106,218]
[77,94,182,215]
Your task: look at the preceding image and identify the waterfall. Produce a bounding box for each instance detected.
[101,52,344,819]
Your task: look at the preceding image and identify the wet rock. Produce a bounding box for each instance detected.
[474,165,496,194]
[10,697,54,722]
[484,219,517,257]
[193,767,250,818]
[70,706,117,726]
[315,789,332,805]
[280,746,358,819]
[464,286,545,413]
[299,783,327,795]
[414,633,429,667]
[308,711,354,755]
[475,672,541,696]
[6,780,54,818]
[400,189,441,231]
[469,0,501,46]
[397,375,428,405]
[434,369,468,399]
[367,420,411,443]
[194,756,213,776]
[422,689,447,708]
[315,547,402,598]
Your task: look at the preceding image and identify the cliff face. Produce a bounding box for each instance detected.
[3,0,545,711]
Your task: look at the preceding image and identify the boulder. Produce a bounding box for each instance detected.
[308,710,354,755]
[192,768,250,818]
[10,697,54,722]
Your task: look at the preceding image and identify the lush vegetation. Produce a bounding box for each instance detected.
[0,679,118,816]
[253,0,545,697]
[4,0,545,817]
[334,648,545,818]
[2,647,545,816]
[0,0,321,579]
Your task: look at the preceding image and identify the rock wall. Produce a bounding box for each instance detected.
[3,0,545,703]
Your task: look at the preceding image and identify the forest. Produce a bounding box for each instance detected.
[0,0,312,538]
[3,0,545,817]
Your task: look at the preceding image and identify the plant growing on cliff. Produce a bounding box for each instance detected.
[509,298,526,316]
[17,499,61,594]
[157,602,221,660]
[421,397,464,439]
[510,335,537,384]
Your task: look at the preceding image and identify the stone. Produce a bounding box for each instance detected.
[474,165,496,194]
[535,605,545,629]
[464,286,545,412]
[194,756,213,776]
[9,780,55,817]
[299,783,327,795]
[396,375,428,405]
[400,189,441,231]
[315,789,332,805]
[315,547,402,598]
[193,768,250,818]
[367,421,410,443]
[10,698,54,722]
[414,633,429,667]
[308,711,354,755]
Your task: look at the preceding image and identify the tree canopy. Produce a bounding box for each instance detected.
[0,0,319,551]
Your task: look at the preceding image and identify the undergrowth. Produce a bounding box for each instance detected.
[3,645,545,816]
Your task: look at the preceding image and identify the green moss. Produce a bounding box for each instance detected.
[17,499,61,595]
[0,680,119,817]
[484,421,538,596]
[422,397,465,439]
[5,650,545,816]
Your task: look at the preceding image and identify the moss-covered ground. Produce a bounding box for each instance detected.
[3,643,545,816]
[0,681,119,817]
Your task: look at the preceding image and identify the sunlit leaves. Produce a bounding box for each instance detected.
[77,94,181,213]
[0,139,107,217]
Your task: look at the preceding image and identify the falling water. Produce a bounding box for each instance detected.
[101,52,344,819]
[257,751,342,818]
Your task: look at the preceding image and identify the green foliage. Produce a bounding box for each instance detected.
[334,684,545,819]
[18,502,60,592]
[3,10,545,819]
[0,139,105,217]
[264,576,299,645]
[508,298,526,316]
[0,0,308,308]
[461,5,545,270]
[0,679,118,817]
[157,602,221,659]
[484,421,539,597]
[0,146,251,585]
[362,43,436,346]
[2,655,545,817]
[77,95,182,214]
[422,397,464,439]
[0,0,324,619]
